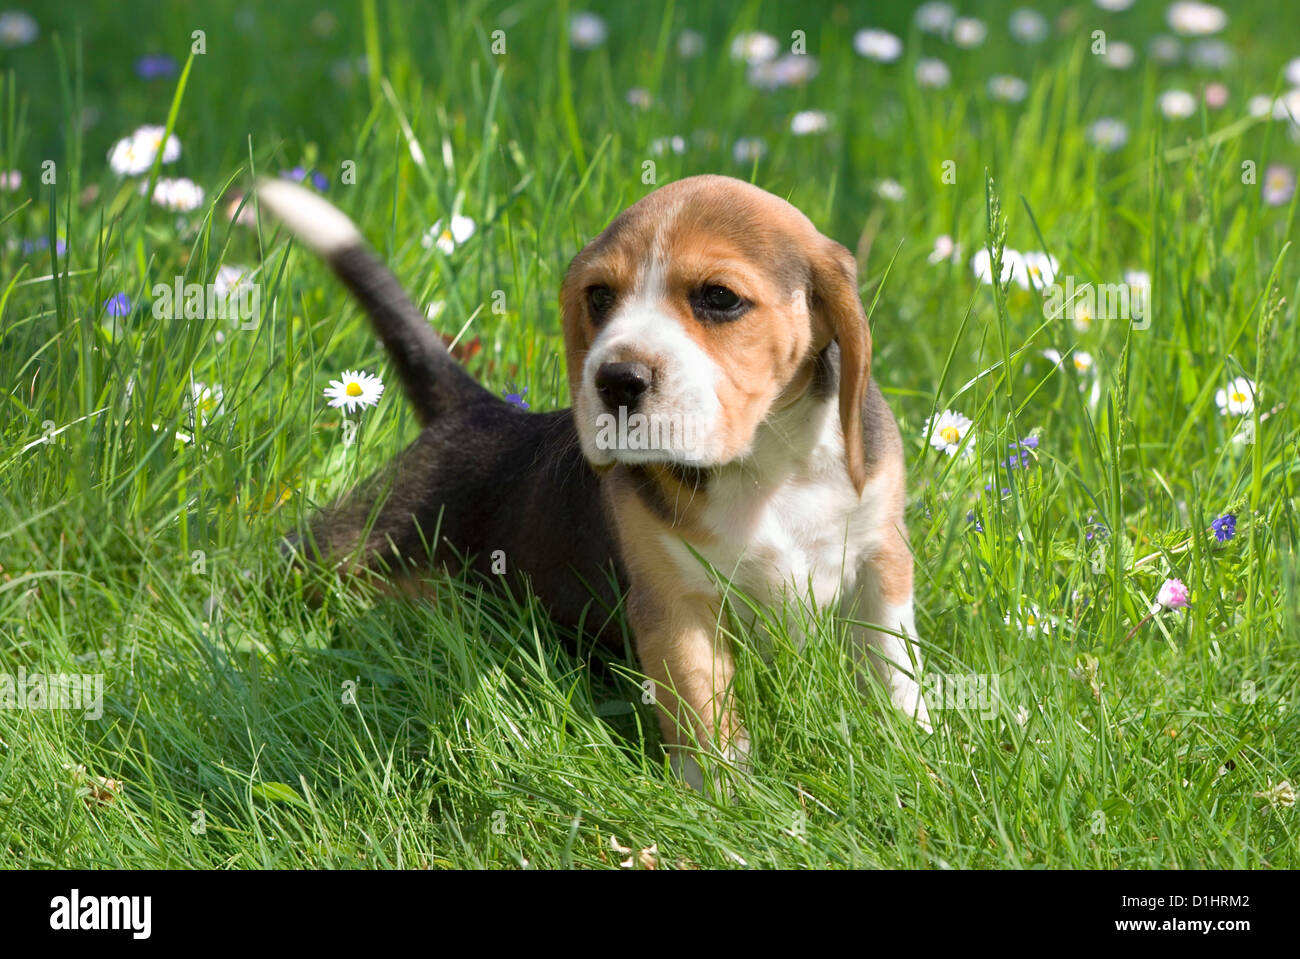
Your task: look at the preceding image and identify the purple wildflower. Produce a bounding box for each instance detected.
[1211,513,1236,542]
[135,54,178,79]
[503,385,529,410]
[966,510,984,533]
[21,236,67,257]
[104,293,132,317]
[1000,437,1039,470]
[281,167,328,191]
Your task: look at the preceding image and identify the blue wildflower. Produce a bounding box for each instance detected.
[21,236,67,257]
[104,293,132,317]
[503,385,529,410]
[135,54,178,79]
[966,510,984,533]
[1211,513,1236,542]
[281,167,328,191]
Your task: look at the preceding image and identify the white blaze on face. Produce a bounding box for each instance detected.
[577,244,725,466]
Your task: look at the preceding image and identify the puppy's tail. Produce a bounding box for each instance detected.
[256,178,489,424]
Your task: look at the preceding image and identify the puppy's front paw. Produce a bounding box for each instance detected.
[669,731,751,796]
[890,674,933,733]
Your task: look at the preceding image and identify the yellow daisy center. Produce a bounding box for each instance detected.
[1231,391,1246,404]
[1026,614,1037,626]
[346,381,363,397]
[940,426,961,445]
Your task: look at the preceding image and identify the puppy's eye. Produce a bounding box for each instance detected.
[587,285,616,320]
[692,284,746,319]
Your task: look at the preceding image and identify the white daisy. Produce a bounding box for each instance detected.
[625,88,652,110]
[1124,269,1151,295]
[677,29,704,59]
[732,137,767,164]
[972,247,1018,285]
[951,17,987,48]
[1248,94,1276,118]
[1159,89,1198,119]
[213,264,254,300]
[1148,35,1183,64]
[1043,349,1096,378]
[1215,376,1256,416]
[569,12,607,50]
[748,54,818,89]
[876,179,905,202]
[1094,0,1136,8]
[1287,58,1300,87]
[1101,41,1136,69]
[926,409,973,455]
[108,125,181,176]
[1262,165,1296,206]
[0,9,38,47]
[1166,1,1227,36]
[1004,605,1054,634]
[1230,418,1256,447]
[423,214,476,254]
[928,234,962,265]
[914,2,956,35]
[915,58,951,88]
[188,382,224,426]
[730,31,779,66]
[1009,9,1048,45]
[325,369,385,413]
[790,110,830,135]
[425,300,446,320]
[1021,251,1059,289]
[1087,117,1129,151]
[988,75,1028,103]
[650,135,687,155]
[142,176,205,212]
[853,29,903,63]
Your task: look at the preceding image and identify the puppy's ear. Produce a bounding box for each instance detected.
[810,238,872,495]
[559,263,592,406]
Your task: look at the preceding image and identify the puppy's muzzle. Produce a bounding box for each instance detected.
[595,361,653,413]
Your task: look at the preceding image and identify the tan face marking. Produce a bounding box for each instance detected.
[560,175,872,492]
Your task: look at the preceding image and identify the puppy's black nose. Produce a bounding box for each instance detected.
[595,361,652,412]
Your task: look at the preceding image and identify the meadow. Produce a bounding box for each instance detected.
[0,0,1296,868]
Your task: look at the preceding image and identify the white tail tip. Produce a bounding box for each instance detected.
[256,177,362,255]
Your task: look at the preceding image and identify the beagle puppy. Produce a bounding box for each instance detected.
[258,174,929,790]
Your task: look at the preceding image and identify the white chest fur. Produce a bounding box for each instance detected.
[658,392,888,609]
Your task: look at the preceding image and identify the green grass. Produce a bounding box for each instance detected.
[1,0,1297,868]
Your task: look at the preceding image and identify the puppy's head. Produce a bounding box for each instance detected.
[561,175,872,492]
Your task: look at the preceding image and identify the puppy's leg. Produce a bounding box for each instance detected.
[628,590,747,790]
[844,524,931,732]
